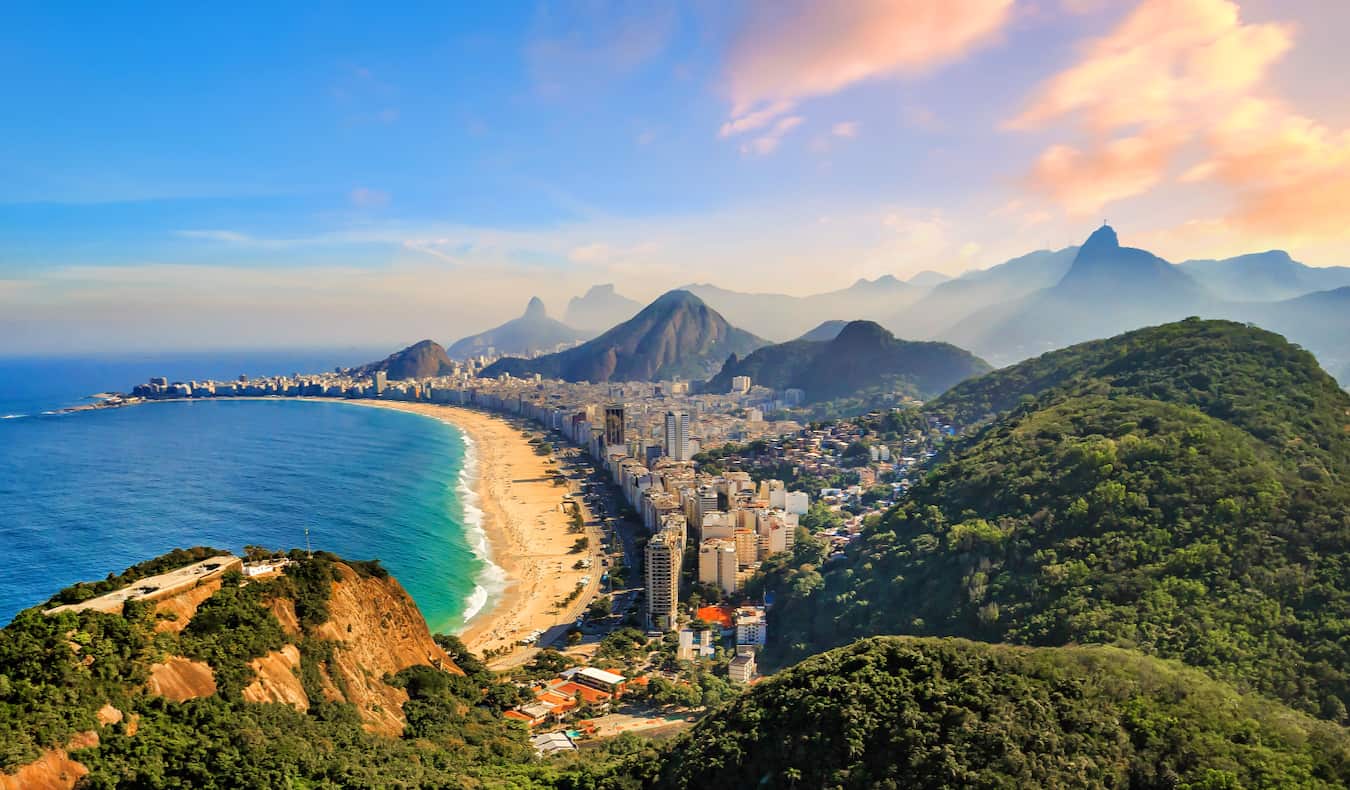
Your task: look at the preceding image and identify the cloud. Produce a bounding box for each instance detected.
[349,187,391,208]
[831,121,859,138]
[1027,131,1182,215]
[721,0,1013,132]
[526,2,677,97]
[175,229,253,243]
[741,115,805,156]
[1009,0,1292,133]
[1007,0,1350,234]
[718,100,796,138]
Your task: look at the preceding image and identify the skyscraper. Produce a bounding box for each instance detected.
[664,410,690,461]
[373,370,388,395]
[604,404,625,447]
[645,526,683,630]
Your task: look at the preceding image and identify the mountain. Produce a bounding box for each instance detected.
[886,247,1078,340]
[1236,286,1350,387]
[355,339,455,380]
[948,227,1209,364]
[759,319,1350,719]
[795,320,849,342]
[479,290,766,383]
[563,284,642,331]
[707,320,990,403]
[684,276,926,341]
[446,297,589,360]
[1181,250,1350,302]
[904,270,951,288]
[641,637,1350,789]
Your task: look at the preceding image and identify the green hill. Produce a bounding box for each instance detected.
[639,637,1350,789]
[706,320,990,402]
[354,339,455,380]
[758,320,1350,720]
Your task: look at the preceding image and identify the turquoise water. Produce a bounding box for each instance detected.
[0,397,492,633]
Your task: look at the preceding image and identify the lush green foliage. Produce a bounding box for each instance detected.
[46,547,233,607]
[177,576,287,699]
[641,637,1350,789]
[760,320,1350,720]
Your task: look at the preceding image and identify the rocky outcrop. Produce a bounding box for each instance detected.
[153,577,223,634]
[0,732,97,790]
[242,644,308,711]
[307,563,460,735]
[146,656,216,701]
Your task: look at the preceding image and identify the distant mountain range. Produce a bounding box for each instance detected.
[355,340,455,380]
[1179,251,1350,302]
[446,297,589,360]
[480,290,766,383]
[707,320,989,402]
[683,274,934,342]
[563,284,642,331]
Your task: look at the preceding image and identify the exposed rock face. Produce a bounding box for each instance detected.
[307,563,460,735]
[0,735,94,790]
[356,340,455,380]
[242,644,308,711]
[146,656,216,701]
[152,577,223,634]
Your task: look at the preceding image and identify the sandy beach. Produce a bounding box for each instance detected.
[339,400,598,660]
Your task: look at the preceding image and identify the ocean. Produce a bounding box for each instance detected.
[0,353,496,633]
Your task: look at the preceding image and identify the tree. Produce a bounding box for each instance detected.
[587,596,612,620]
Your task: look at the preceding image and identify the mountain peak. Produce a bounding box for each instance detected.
[832,319,892,345]
[523,296,547,320]
[1082,224,1119,252]
[651,289,703,309]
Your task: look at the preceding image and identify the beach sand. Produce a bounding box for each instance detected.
[341,400,598,660]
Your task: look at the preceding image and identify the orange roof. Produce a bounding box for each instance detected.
[695,605,734,628]
[556,681,612,704]
[504,710,536,723]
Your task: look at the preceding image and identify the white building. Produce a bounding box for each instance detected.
[729,375,752,394]
[664,410,690,461]
[735,606,767,647]
[698,538,739,594]
[728,650,757,684]
[645,529,683,630]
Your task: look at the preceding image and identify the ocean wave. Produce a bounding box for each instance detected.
[1,414,24,420]
[456,431,507,626]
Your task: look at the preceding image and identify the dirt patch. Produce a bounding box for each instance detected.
[0,732,98,790]
[241,644,308,710]
[153,578,223,634]
[146,656,216,701]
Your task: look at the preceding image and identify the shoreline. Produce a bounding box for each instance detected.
[332,399,596,658]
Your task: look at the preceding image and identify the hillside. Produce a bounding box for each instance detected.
[757,320,1350,720]
[707,320,989,403]
[480,290,766,383]
[354,339,455,380]
[795,319,848,342]
[639,637,1350,789]
[447,297,590,360]
[0,550,569,788]
[1180,251,1350,302]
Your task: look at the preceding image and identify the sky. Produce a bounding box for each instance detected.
[2,0,1348,352]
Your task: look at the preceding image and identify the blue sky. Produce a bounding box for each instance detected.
[2,0,1347,351]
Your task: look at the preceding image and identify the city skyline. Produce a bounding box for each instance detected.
[3,0,1348,352]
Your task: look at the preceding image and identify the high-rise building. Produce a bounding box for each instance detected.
[645,529,683,630]
[373,370,388,395]
[698,538,739,595]
[729,375,752,394]
[664,411,690,461]
[604,404,625,447]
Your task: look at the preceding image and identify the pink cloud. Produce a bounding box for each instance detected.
[721,0,1013,133]
[1027,131,1182,215]
[742,116,805,156]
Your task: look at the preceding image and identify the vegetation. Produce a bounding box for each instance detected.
[706,320,989,407]
[639,637,1350,789]
[759,320,1350,720]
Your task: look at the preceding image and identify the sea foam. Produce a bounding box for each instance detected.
[456,431,507,626]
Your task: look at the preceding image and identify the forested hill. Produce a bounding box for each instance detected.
[637,637,1350,789]
[706,320,990,402]
[928,318,1350,477]
[758,319,1350,721]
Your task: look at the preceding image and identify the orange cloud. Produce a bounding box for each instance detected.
[1187,98,1350,237]
[1010,0,1291,132]
[722,0,1013,132]
[1027,131,1182,215]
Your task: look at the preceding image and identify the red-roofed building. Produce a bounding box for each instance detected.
[695,605,734,631]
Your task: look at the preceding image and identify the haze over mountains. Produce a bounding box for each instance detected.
[563,284,643,332]
[707,320,989,403]
[446,297,590,360]
[480,290,766,383]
